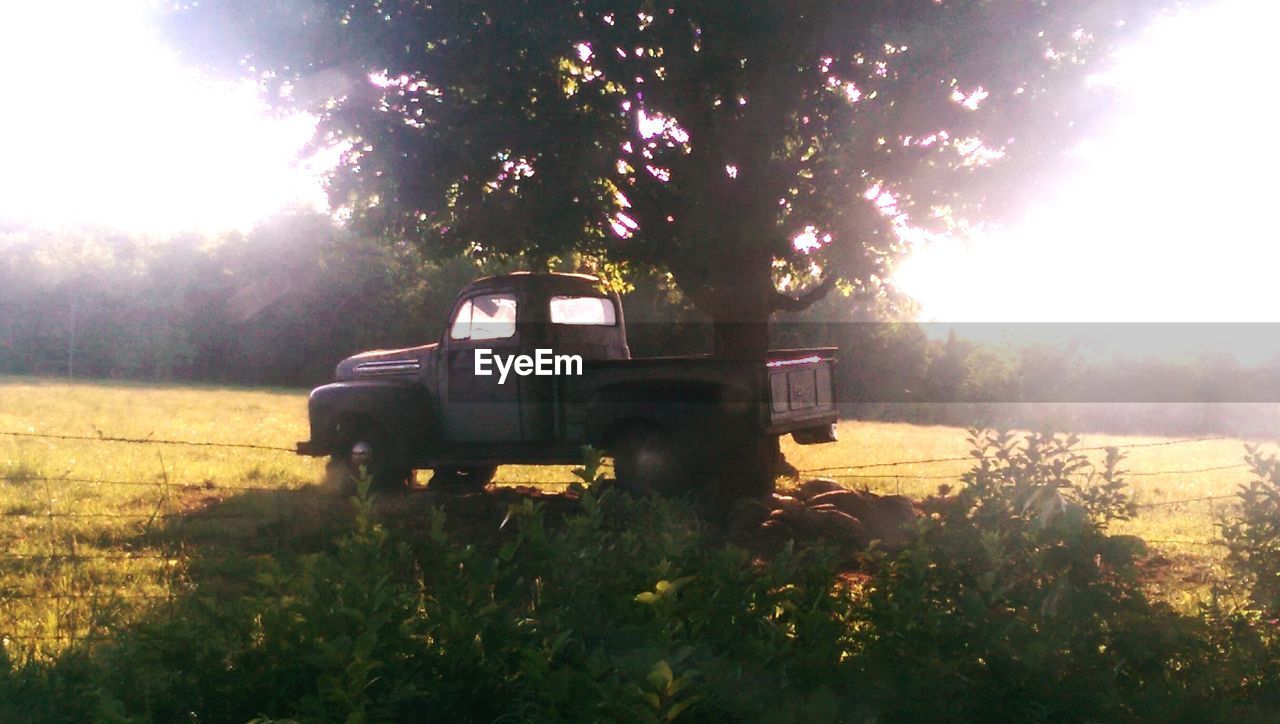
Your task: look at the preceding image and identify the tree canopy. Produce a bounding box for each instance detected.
[167,0,1176,355]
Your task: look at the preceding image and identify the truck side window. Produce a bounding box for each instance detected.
[549,295,616,326]
[450,293,517,341]
[448,299,474,340]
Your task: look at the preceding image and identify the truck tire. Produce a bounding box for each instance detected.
[427,465,497,493]
[327,425,414,494]
[612,427,692,497]
[715,434,779,499]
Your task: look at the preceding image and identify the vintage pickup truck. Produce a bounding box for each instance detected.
[297,272,838,497]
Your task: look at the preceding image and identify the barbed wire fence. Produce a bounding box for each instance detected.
[0,428,1255,655]
[2,430,320,652]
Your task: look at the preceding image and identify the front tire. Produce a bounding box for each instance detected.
[327,427,414,494]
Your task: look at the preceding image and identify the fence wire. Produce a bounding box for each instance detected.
[0,429,295,452]
[0,426,1262,651]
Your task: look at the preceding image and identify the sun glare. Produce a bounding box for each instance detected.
[1,0,1273,324]
[0,0,328,235]
[896,0,1280,322]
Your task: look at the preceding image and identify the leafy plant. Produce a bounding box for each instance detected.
[8,435,1280,721]
[571,443,609,493]
[1222,445,1280,618]
[854,429,1186,721]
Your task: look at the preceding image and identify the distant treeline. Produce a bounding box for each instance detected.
[3,213,1278,435]
[0,213,466,386]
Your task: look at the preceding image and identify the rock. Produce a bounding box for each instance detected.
[760,518,795,537]
[757,518,796,553]
[795,478,845,500]
[769,493,805,515]
[807,489,917,550]
[727,496,772,534]
[807,489,874,518]
[767,506,802,527]
[796,507,867,549]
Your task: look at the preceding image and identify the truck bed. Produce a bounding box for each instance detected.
[553,348,838,441]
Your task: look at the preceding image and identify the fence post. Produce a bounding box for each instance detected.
[157,452,175,624]
[41,475,60,652]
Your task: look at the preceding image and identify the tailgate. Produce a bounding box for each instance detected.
[764,349,837,432]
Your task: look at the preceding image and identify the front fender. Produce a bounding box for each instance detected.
[303,380,432,456]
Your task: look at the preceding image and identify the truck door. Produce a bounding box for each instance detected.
[440,292,523,443]
[521,293,625,442]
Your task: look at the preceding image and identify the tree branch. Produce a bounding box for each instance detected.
[773,274,836,312]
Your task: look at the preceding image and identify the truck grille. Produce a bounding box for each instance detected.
[354,359,421,376]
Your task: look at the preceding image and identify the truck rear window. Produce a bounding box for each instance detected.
[550,295,616,325]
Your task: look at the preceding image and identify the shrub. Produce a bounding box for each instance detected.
[1,476,864,721]
[1223,446,1280,618]
[852,430,1203,721]
[6,437,1280,721]
[1211,446,1280,714]
[403,488,864,721]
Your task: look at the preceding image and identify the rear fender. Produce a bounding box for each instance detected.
[587,380,750,446]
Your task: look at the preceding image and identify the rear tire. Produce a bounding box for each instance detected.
[427,465,497,493]
[715,434,779,499]
[612,427,692,497]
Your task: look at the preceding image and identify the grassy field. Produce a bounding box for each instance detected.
[0,376,1264,659]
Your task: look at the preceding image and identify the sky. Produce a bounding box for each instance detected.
[0,1,328,234]
[0,0,1275,323]
[894,0,1280,322]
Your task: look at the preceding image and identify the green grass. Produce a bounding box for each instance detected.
[0,376,1264,660]
[0,376,591,661]
[0,377,320,661]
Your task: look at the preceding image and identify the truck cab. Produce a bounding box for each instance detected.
[298,272,838,498]
[434,273,627,445]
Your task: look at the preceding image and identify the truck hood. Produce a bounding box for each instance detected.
[335,343,437,382]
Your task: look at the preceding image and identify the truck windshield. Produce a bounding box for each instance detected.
[450,293,517,340]
[550,295,616,325]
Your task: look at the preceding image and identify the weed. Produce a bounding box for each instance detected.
[0,456,44,486]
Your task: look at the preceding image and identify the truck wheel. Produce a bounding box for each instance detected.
[328,432,413,494]
[427,466,496,493]
[612,427,691,497]
[715,435,779,499]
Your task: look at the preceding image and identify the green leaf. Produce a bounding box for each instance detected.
[665,699,694,720]
[498,541,517,562]
[648,660,674,691]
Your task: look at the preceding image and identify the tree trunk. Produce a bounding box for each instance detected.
[704,242,777,359]
[676,240,819,496]
[712,318,771,360]
[709,287,783,496]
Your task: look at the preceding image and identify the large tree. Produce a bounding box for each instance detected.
[167,0,1174,357]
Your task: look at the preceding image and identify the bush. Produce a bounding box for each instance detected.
[5,437,1280,721]
[1210,446,1280,714]
[1223,446,1280,618]
[396,488,866,721]
[1,477,864,721]
[853,430,1211,721]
